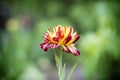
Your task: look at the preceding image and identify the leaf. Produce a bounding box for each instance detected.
[61,63,66,80]
[55,53,60,76]
[66,59,81,80]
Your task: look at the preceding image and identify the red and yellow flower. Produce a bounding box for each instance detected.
[40,25,80,56]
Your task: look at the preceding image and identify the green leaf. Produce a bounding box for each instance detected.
[66,59,81,80]
[61,63,66,80]
[55,53,60,76]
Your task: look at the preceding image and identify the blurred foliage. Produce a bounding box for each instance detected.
[0,0,120,80]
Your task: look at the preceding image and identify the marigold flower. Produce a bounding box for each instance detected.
[40,25,80,56]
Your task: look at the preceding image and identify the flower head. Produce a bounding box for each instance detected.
[40,25,80,56]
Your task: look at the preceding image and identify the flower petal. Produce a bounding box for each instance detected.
[67,34,80,45]
[64,35,72,44]
[73,35,80,43]
[40,43,50,51]
[49,43,59,49]
[62,44,80,56]
[53,37,59,42]
[40,43,59,51]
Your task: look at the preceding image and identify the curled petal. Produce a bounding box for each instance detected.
[40,43,59,51]
[67,34,80,45]
[56,26,64,39]
[69,27,73,35]
[62,44,80,56]
[73,35,80,43]
[40,43,50,51]
[49,43,59,48]
[64,35,72,44]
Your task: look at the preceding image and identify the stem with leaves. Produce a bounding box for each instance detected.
[55,50,80,80]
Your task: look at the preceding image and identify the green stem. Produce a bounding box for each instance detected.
[60,50,62,80]
[54,49,63,80]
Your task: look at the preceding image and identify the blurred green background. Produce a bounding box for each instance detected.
[0,0,120,80]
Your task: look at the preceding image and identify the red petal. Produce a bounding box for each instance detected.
[69,27,73,35]
[40,43,59,51]
[64,35,72,44]
[49,43,59,49]
[40,43,49,51]
[62,44,80,56]
[73,35,80,43]
[53,37,59,42]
